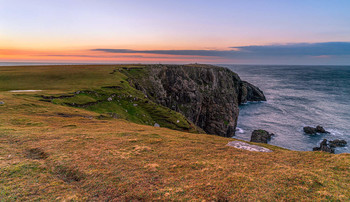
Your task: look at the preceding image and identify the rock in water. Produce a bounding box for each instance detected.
[313,139,334,153]
[250,130,274,143]
[329,139,347,147]
[304,125,329,134]
[304,126,317,134]
[126,64,266,137]
[315,125,329,133]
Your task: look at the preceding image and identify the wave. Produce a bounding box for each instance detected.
[235,127,245,134]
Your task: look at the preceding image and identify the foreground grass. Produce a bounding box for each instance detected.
[0,65,349,201]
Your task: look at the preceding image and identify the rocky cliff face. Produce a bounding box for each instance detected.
[127,64,266,137]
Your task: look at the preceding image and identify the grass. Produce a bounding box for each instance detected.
[17,65,202,132]
[0,64,349,201]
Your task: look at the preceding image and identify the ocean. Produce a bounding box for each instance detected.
[221,65,350,154]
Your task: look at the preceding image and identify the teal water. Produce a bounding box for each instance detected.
[222,65,350,153]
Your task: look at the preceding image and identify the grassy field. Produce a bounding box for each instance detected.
[0,65,349,201]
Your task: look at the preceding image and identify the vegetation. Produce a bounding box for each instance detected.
[0,65,349,201]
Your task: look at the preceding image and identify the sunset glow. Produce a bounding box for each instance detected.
[1,0,350,64]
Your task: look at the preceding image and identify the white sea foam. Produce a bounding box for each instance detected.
[327,129,345,137]
[241,100,267,105]
[235,127,245,134]
[9,90,42,93]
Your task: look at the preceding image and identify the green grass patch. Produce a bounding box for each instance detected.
[0,162,43,178]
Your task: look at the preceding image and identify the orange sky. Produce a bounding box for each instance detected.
[0,48,232,63]
[1,1,350,64]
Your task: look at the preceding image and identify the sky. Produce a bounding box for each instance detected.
[1,0,350,65]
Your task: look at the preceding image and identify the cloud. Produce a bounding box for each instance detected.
[36,54,207,60]
[231,42,350,57]
[91,49,235,57]
[91,42,350,59]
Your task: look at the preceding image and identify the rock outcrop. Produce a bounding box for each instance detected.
[303,125,329,134]
[127,64,266,137]
[250,130,274,143]
[329,139,347,148]
[313,139,335,153]
[239,81,266,103]
[227,141,273,152]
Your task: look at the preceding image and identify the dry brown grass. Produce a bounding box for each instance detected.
[1,65,349,201]
[1,91,349,201]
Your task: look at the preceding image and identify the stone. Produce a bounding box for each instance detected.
[154,123,160,127]
[313,139,334,153]
[227,141,272,152]
[303,126,317,134]
[250,130,274,143]
[107,97,112,101]
[0,101,4,105]
[329,139,347,147]
[315,125,329,133]
[304,125,329,134]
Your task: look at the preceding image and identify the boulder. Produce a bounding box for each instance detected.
[315,125,329,133]
[329,139,347,148]
[250,130,274,143]
[303,126,316,134]
[313,139,334,153]
[304,125,329,134]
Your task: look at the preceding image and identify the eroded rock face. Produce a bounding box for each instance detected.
[128,64,266,137]
[239,81,266,103]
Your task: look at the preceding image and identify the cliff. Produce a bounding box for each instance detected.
[125,64,266,137]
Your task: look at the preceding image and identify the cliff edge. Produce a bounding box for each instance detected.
[126,64,266,137]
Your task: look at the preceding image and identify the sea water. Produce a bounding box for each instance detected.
[221,65,350,154]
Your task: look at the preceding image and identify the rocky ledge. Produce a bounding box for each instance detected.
[227,141,272,152]
[126,64,266,137]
